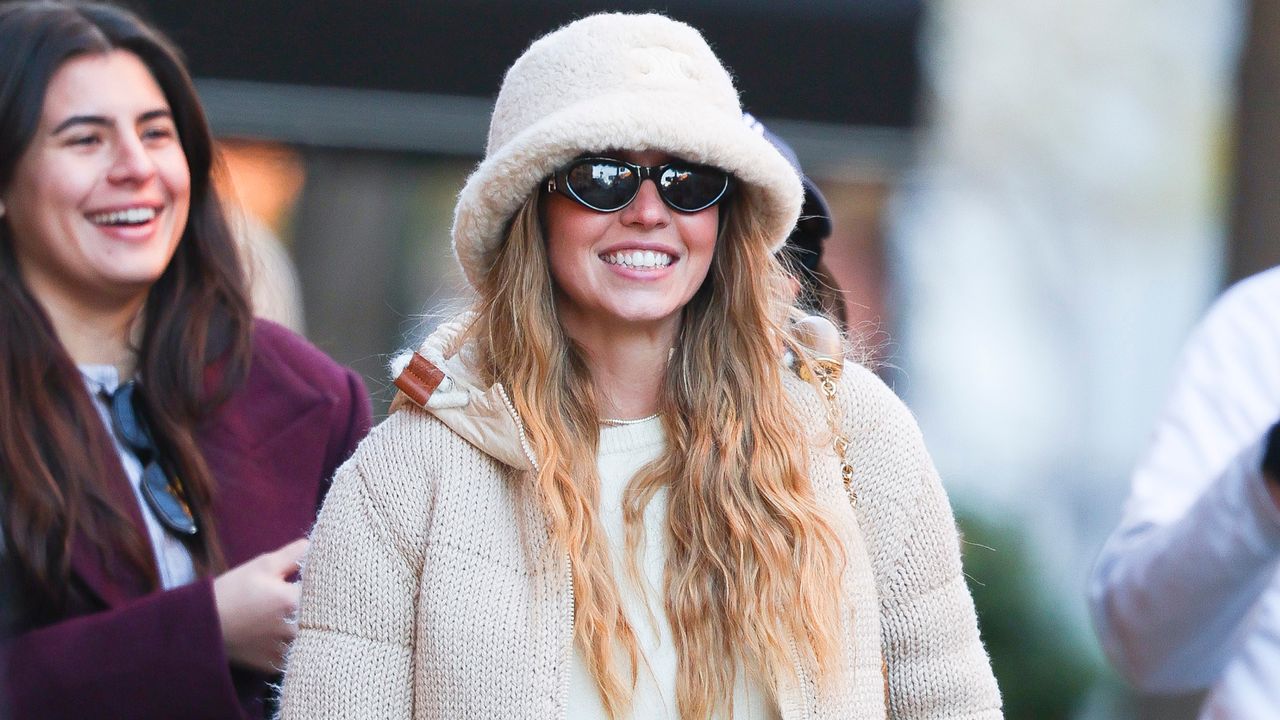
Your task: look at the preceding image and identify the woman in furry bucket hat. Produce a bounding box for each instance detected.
[280,12,1002,720]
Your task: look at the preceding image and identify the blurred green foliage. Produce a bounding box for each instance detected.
[955,506,1101,720]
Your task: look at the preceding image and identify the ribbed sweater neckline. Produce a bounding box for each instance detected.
[597,415,665,456]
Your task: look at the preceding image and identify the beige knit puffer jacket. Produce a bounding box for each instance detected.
[278,325,1003,719]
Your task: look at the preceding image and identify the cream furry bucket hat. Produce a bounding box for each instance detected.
[451,12,804,289]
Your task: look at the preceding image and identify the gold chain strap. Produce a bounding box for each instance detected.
[807,357,883,697]
[803,358,856,506]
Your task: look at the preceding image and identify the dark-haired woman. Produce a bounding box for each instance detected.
[0,2,371,718]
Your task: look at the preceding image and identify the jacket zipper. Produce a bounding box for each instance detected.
[495,384,575,719]
[559,553,575,720]
[787,636,812,720]
[494,384,539,473]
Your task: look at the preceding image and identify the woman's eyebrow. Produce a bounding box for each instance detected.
[51,114,110,134]
[51,108,171,135]
[138,108,172,123]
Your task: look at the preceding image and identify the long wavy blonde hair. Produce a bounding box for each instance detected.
[467,190,847,718]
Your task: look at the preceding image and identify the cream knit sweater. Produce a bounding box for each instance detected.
[566,417,779,719]
[279,355,1002,719]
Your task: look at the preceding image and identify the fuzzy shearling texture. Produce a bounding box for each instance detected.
[452,12,805,289]
[278,362,1003,719]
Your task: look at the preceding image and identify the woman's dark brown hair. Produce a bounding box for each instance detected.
[0,1,253,626]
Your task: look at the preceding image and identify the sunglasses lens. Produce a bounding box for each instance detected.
[141,463,197,536]
[658,164,728,212]
[565,160,637,211]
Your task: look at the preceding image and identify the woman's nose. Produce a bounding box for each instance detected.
[106,135,157,185]
[620,178,671,229]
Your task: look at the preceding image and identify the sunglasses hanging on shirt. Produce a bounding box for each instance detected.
[546,156,733,213]
[103,381,199,537]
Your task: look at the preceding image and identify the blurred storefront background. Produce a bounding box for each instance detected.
[134,1,1272,717]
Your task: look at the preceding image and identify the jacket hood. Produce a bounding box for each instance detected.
[389,315,537,472]
[388,314,843,476]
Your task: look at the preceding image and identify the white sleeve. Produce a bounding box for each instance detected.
[1088,270,1280,693]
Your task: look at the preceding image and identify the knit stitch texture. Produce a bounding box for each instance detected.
[279,362,1003,719]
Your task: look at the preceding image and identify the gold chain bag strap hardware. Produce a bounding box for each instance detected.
[792,316,891,706]
[791,316,856,506]
[799,358,857,506]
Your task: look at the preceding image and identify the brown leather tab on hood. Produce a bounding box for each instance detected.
[394,352,445,407]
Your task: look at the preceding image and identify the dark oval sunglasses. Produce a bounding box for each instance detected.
[104,381,199,537]
[546,156,732,213]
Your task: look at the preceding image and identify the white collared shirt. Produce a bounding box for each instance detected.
[1089,266,1280,717]
[80,365,196,590]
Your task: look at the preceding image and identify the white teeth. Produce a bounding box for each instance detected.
[88,207,157,226]
[601,250,674,269]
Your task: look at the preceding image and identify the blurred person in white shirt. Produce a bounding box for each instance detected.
[1090,265,1280,718]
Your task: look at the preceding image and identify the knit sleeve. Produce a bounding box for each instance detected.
[839,364,1003,719]
[278,410,437,720]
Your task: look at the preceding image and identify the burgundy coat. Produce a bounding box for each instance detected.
[0,320,372,720]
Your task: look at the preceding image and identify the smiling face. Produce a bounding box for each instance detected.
[542,149,719,339]
[1,50,190,313]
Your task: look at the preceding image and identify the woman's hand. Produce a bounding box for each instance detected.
[212,538,309,674]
